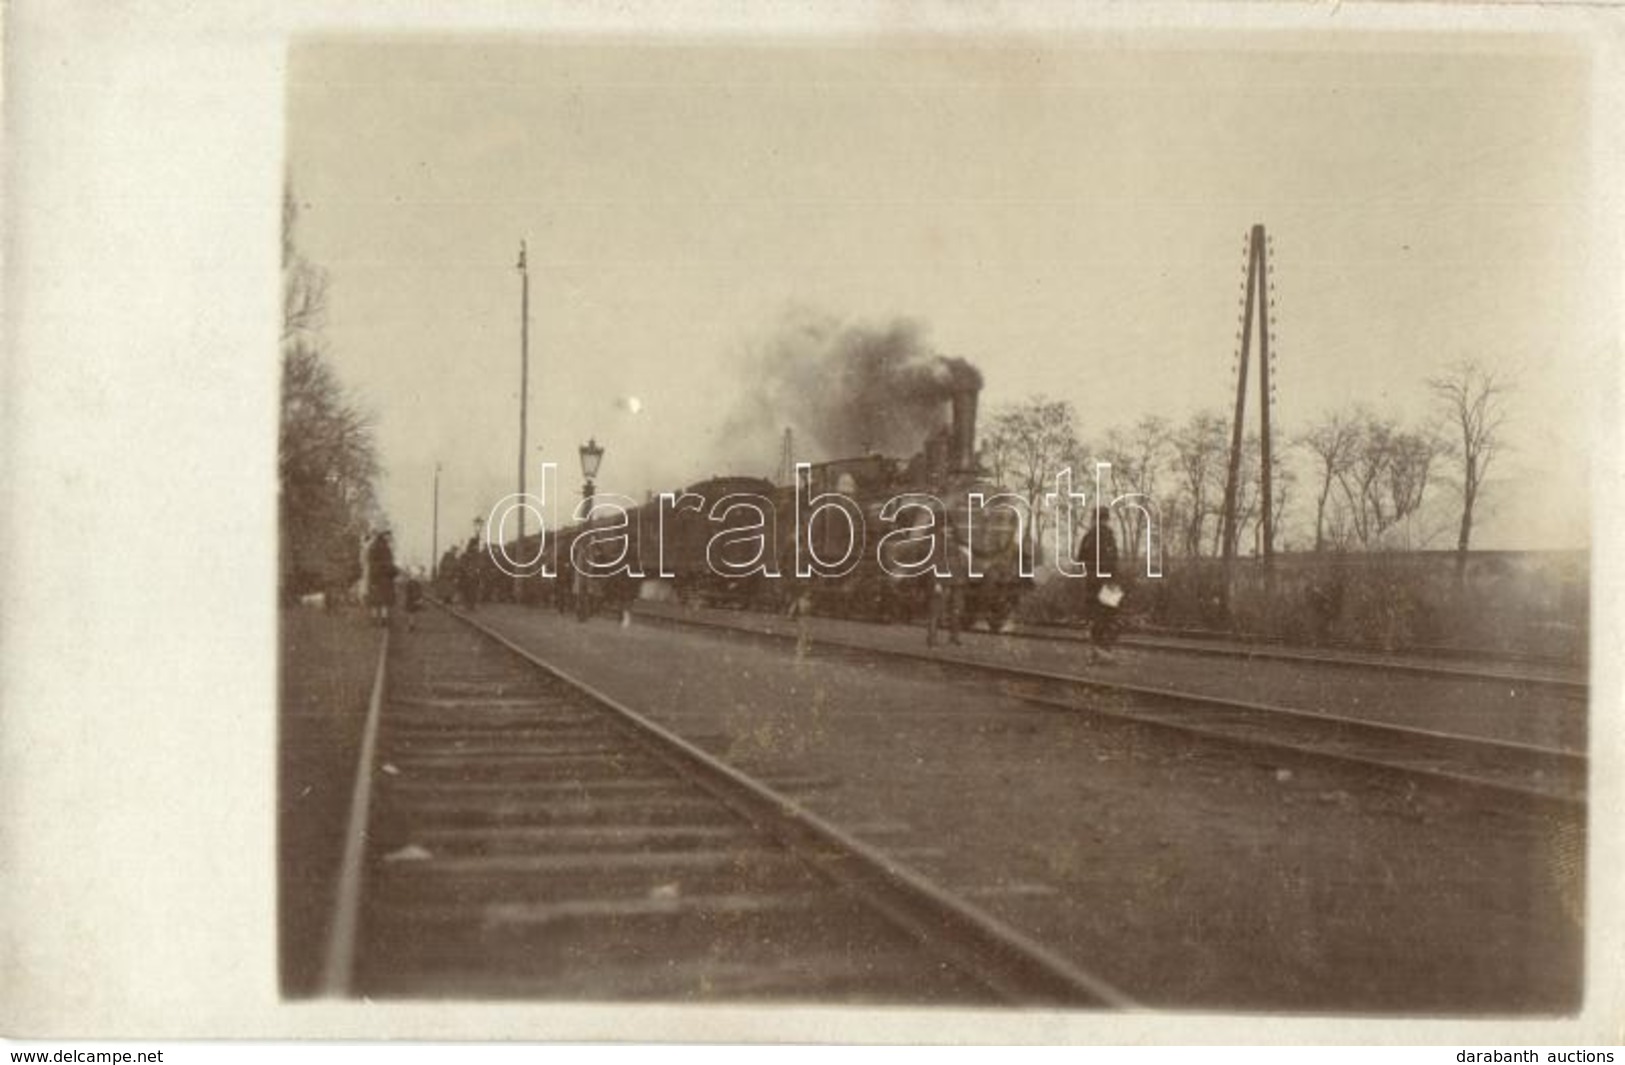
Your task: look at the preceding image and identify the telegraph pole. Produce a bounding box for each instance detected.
[1257,230,1274,566]
[1221,227,1258,567]
[431,462,441,580]
[517,241,530,547]
[515,240,531,600]
[1221,224,1277,583]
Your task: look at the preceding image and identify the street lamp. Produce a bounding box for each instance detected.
[579,437,605,495]
[576,438,605,622]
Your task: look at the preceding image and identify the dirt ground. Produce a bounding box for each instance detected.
[473,603,1585,1013]
[278,608,382,996]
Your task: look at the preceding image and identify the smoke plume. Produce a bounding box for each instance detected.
[716,309,982,474]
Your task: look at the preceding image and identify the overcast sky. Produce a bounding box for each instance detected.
[287,32,1604,567]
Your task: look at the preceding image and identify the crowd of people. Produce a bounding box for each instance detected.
[315,510,1128,667]
[356,529,425,630]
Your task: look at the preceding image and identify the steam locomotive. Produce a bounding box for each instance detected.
[503,381,1029,629]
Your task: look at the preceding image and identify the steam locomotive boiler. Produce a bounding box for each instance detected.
[526,379,1029,630]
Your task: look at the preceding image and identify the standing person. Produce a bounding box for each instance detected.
[573,548,595,622]
[324,531,360,613]
[478,542,505,603]
[363,530,397,628]
[609,566,636,628]
[1078,506,1122,663]
[457,536,482,611]
[926,520,966,648]
[553,559,572,615]
[401,568,424,632]
[438,545,461,599]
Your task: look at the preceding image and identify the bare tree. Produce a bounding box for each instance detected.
[1098,414,1170,570]
[1168,410,1229,557]
[283,188,329,344]
[979,419,1016,489]
[1385,429,1440,542]
[1297,408,1363,552]
[280,188,380,601]
[281,343,381,535]
[1335,414,1440,549]
[1429,359,1512,577]
[981,397,1083,562]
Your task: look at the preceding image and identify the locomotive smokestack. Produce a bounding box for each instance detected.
[951,384,979,474]
[716,311,986,466]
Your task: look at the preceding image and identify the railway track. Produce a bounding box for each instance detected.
[1133,622,1585,670]
[321,604,1132,1005]
[1019,623,1587,696]
[629,605,1588,811]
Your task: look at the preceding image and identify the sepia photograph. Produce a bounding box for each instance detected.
[5,0,1623,1049]
[277,27,1601,1013]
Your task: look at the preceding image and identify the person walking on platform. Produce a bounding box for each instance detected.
[926,520,967,648]
[363,529,397,628]
[573,558,595,622]
[438,545,461,600]
[458,536,482,612]
[1077,506,1122,663]
[402,569,424,632]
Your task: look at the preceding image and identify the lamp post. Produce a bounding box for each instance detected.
[579,437,604,507]
[431,463,441,580]
[576,438,604,621]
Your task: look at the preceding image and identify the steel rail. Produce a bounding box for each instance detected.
[319,628,391,997]
[630,607,1587,812]
[1016,624,1587,696]
[1133,622,1585,669]
[444,603,1138,1008]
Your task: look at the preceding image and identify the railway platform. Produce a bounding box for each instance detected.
[310,600,1584,1012]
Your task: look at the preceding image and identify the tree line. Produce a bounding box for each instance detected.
[980,359,1512,577]
[279,189,382,602]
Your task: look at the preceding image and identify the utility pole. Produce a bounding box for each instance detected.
[1258,230,1274,566]
[517,241,530,546]
[516,241,530,600]
[431,463,441,580]
[1221,224,1278,589]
